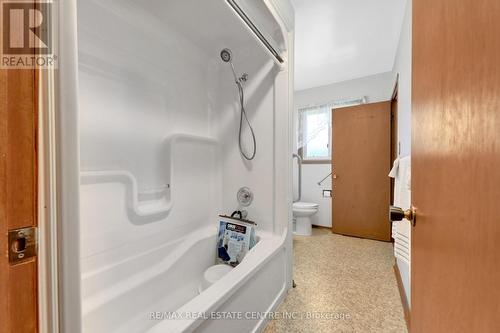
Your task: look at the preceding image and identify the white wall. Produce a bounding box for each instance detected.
[77,0,284,270]
[211,58,280,234]
[294,71,395,227]
[392,0,412,306]
[78,0,212,191]
[77,0,220,270]
[295,71,395,107]
[393,0,412,157]
[301,164,331,227]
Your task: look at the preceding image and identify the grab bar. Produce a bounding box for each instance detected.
[317,172,332,186]
[293,153,302,202]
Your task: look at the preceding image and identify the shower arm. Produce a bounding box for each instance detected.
[293,153,302,202]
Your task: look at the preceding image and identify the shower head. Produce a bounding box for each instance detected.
[220,48,255,160]
[221,48,239,83]
[220,48,248,85]
[220,48,233,63]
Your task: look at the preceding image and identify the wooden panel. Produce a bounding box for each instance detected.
[412,0,500,331]
[332,102,391,241]
[0,66,39,332]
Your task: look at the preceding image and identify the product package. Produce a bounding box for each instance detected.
[216,216,257,267]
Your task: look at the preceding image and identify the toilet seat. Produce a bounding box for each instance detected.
[293,202,319,209]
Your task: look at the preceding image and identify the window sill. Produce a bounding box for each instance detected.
[301,159,331,165]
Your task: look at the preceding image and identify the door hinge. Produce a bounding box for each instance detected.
[8,226,37,265]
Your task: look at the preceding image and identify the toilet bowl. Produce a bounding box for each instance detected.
[198,264,233,293]
[292,202,319,236]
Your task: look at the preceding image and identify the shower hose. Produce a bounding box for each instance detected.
[236,80,256,160]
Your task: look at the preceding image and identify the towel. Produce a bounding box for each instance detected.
[388,157,400,178]
[392,156,411,265]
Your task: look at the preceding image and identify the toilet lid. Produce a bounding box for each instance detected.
[293,202,319,209]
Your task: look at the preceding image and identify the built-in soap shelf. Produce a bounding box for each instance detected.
[80,170,173,217]
[80,133,219,219]
[137,184,170,201]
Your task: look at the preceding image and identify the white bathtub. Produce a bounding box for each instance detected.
[82,225,288,333]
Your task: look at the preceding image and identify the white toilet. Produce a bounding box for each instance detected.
[292,202,319,236]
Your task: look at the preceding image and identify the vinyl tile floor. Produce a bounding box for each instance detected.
[264,227,408,333]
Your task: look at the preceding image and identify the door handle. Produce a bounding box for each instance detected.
[389,205,416,226]
[332,174,338,179]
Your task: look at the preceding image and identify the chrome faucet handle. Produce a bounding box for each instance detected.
[237,187,253,207]
[239,73,248,83]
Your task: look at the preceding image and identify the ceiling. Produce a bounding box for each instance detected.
[292,0,407,91]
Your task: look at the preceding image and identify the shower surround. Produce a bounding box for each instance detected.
[57,0,294,332]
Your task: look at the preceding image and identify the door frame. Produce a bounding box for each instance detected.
[0,68,57,332]
[38,69,60,333]
[390,75,399,205]
[0,44,60,333]
[0,68,38,333]
[0,0,62,327]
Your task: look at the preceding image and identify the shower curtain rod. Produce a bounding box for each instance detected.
[226,0,285,64]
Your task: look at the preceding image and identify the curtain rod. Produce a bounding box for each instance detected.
[298,96,367,111]
[226,0,284,64]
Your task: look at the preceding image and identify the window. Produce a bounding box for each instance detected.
[298,105,332,161]
[297,97,366,163]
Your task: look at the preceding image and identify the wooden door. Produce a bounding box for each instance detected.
[411,0,500,331]
[332,102,391,241]
[0,69,39,331]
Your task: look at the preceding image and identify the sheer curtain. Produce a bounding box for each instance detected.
[297,103,332,152]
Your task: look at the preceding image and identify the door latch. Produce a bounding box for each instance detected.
[8,226,37,264]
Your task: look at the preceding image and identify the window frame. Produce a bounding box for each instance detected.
[297,97,366,165]
[297,106,332,164]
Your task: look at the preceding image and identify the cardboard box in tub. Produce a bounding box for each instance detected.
[217,215,257,267]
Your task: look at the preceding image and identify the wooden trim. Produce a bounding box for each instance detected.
[0,67,39,332]
[391,73,399,101]
[37,68,60,333]
[0,3,40,327]
[393,264,410,330]
[390,78,398,207]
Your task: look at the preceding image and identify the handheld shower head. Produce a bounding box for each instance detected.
[221,48,239,84]
[220,48,256,160]
[220,48,233,63]
[220,48,248,85]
